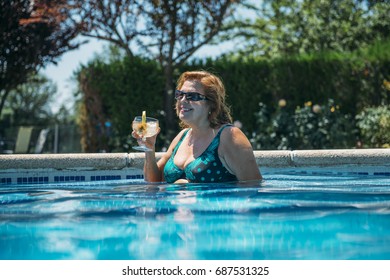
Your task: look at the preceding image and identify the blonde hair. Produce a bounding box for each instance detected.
[175,70,233,128]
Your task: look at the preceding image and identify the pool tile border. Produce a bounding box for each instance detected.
[0,168,143,185]
[1,149,390,185]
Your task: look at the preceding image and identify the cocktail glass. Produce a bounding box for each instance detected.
[132,116,159,151]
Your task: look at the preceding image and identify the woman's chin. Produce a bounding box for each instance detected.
[179,114,189,122]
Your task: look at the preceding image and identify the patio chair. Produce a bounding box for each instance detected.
[14,126,33,154]
[34,128,50,154]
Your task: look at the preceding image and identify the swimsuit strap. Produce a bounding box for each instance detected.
[205,124,232,151]
[216,124,232,138]
[171,129,190,156]
[174,124,232,157]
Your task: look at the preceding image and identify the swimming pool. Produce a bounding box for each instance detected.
[1,167,390,260]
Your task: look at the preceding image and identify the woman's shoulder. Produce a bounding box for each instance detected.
[219,125,251,148]
[219,124,243,137]
[175,128,190,140]
[160,128,189,162]
[167,128,189,150]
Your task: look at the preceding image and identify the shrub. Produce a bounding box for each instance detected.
[252,99,357,150]
[356,105,390,148]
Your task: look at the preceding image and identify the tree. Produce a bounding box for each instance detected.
[229,0,390,58]
[73,0,245,141]
[4,74,57,126]
[0,0,84,118]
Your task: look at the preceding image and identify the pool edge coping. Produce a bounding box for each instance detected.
[1,149,389,171]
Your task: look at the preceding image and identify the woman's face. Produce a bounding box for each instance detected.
[176,80,210,127]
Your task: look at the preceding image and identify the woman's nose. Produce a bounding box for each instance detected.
[178,94,187,102]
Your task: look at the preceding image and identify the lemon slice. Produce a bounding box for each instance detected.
[138,111,147,133]
[142,111,146,125]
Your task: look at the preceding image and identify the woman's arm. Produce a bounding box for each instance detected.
[219,126,262,181]
[137,129,186,182]
[143,150,166,182]
[132,128,163,182]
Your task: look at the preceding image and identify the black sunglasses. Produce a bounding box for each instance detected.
[175,89,208,101]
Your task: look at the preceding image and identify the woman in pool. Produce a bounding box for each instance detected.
[134,70,262,184]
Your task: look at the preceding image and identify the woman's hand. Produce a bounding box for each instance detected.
[174,178,189,184]
[132,127,161,151]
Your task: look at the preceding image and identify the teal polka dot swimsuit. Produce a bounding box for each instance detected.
[163,124,238,183]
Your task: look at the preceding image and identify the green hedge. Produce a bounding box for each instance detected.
[77,40,390,151]
[77,56,164,151]
[184,41,390,135]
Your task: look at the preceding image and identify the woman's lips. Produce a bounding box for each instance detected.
[180,107,192,113]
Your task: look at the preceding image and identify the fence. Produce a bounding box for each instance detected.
[0,125,82,154]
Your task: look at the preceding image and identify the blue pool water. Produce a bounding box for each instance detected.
[1,169,390,260]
